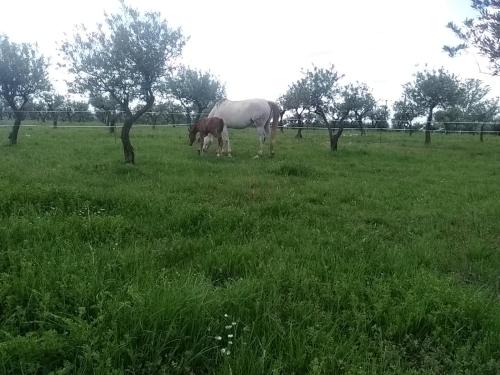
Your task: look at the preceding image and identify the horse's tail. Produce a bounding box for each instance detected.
[267,101,280,156]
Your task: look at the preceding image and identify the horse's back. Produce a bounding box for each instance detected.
[209,99,271,128]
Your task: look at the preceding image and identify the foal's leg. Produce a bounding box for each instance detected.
[197,133,203,155]
[202,134,213,153]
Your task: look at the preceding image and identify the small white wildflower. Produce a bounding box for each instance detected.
[225,325,232,330]
[228,334,234,338]
[226,350,231,356]
[232,322,237,326]
[228,341,233,345]
[214,336,222,341]
[224,313,229,318]
[220,348,226,354]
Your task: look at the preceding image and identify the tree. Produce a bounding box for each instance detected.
[341,83,376,135]
[168,66,225,126]
[43,93,65,127]
[404,68,463,144]
[61,2,186,163]
[434,79,499,139]
[368,104,390,129]
[31,99,48,123]
[445,0,500,75]
[280,79,310,138]
[392,97,421,134]
[301,66,345,151]
[90,94,121,132]
[0,35,50,144]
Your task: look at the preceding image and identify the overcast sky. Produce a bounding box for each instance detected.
[1,0,497,105]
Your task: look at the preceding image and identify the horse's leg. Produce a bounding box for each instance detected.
[254,125,266,158]
[217,134,223,157]
[222,126,232,157]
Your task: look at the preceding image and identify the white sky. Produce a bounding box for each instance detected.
[1,0,498,105]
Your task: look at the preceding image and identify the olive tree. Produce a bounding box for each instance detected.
[168,66,225,126]
[0,35,50,145]
[341,83,376,135]
[300,66,346,151]
[445,0,500,75]
[280,79,310,138]
[90,93,121,133]
[392,97,421,134]
[434,79,498,140]
[61,2,186,163]
[404,68,463,144]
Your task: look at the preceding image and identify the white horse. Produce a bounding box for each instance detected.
[207,99,280,157]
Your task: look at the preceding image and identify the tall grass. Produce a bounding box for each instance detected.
[1,125,499,374]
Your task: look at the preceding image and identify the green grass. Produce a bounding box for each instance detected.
[1,124,500,374]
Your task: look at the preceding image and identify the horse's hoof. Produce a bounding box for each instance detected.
[253,154,260,159]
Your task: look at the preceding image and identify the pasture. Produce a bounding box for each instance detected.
[1,126,499,374]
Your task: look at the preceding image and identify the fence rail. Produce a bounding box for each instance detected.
[1,122,499,135]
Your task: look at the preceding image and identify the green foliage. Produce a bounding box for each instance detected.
[435,79,499,128]
[1,127,500,374]
[168,66,225,124]
[392,97,421,129]
[340,83,376,129]
[0,36,50,112]
[404,68,462,113]
[445,0,500,75]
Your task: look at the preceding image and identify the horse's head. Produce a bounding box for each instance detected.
[188,124,198,145]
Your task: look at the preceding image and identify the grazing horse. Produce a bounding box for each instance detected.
[189,117,225,156]
[208,99,281,157]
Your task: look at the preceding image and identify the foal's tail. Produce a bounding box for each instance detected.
[267,101,281,156]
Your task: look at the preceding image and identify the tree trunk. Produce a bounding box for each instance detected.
[109,117,116,134]
[480,123,484,142]
[121,119,135,164]
[330,125,344,151]
[358,120,365,135]
[8,117,22,145]
[425,107,433,145]
[279,110,285,133]
[296,128,303,138]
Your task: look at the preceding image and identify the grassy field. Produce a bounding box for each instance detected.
[1,124,499,374]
